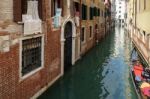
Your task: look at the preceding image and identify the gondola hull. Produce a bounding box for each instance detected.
[130,66,142,99]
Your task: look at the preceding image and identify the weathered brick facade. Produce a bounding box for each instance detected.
[80,0,106,55]
[0,0,62,98]
[0,25,61,99]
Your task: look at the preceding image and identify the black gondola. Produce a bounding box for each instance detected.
[130,47,150,99]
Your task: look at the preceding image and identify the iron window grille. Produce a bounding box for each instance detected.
[22,36,42,76]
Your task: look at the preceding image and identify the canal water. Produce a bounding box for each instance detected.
[38,27,138,99]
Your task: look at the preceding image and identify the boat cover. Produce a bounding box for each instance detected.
[140,82,150,89]
[133,65,143,79]
[141,87,150,97]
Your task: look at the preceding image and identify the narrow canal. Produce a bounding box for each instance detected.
[38,27,138,99]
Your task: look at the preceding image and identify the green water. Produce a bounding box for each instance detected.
[38,27,137,99]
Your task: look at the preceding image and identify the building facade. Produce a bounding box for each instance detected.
[126,0,150,65]
[0,0,110,98]
[80,0,106,55]
[111,0,116,27]
[0,0,62,98]
[115,0,126,25]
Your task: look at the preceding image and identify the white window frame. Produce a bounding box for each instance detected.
[19,34,44,81]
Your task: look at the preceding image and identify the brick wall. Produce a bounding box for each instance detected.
[0,0,62,98]
[0,27,61,99]
[0,0,13,20]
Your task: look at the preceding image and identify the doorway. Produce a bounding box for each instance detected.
[64,22,72,70]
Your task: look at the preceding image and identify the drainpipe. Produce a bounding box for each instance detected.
[135,0,137,28]
[79,0,81,57]
[79,0,81,33]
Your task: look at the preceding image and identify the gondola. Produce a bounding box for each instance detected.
[130,48,150,99]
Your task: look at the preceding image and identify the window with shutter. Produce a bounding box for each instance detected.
[85,5,87,20]
[89,26,93,38]
[38,0,44,20]
[51,0,62,17]
[98,9,100,16]
[82,4,87,20]
[13,0,22,22]
[74,2,80,12]
[22,0,27,14]
[90,7,93,20]
[81,27,85,42]
[82,4,84,20]
[13,0,44,22]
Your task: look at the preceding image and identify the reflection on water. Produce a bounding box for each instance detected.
[38,27,137,99]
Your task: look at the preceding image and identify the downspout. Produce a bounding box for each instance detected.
[79,0,81,54]
[80,0,81,31]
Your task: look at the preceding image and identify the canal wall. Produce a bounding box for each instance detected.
[128,24,150,66]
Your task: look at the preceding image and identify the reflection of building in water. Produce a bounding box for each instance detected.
[124,29,132,61]
[114,27,125,55]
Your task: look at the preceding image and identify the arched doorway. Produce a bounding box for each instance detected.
[64,22,72,70]
[60,19,77,76]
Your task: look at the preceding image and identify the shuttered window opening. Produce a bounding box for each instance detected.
[13,0,44,22]
[82,4,84,20]
[90,7,94,20]
[98,9,100,16]
[94,7,99,16]
[101,10,103,17]
[81,27,85,42]
[82,4,87,20]
[22,36,42,76]
[74,2,80,12]
[94,7,96,16]
[89,26,92,38]
[51,0,62,17]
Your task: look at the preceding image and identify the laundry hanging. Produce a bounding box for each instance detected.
[23,0,42,35]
